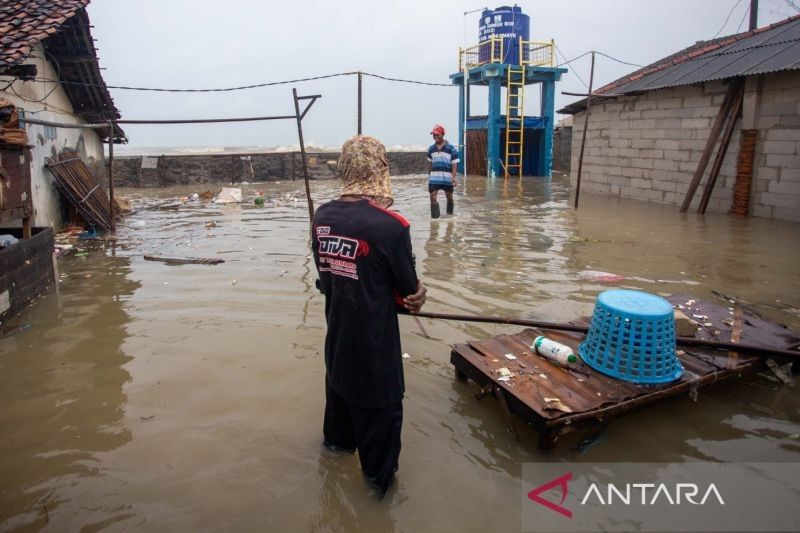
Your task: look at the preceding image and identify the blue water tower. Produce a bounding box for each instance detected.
[478,5,531,65]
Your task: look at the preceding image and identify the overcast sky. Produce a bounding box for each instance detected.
[85,0,798,151]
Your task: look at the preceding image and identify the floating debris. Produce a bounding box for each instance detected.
[543,398,573,413]
[579,270,625,283]
[504,353,517,360]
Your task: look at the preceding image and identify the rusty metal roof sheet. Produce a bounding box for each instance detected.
[560,15,800,114]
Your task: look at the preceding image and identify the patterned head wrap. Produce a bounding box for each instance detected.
[338,135,393,202]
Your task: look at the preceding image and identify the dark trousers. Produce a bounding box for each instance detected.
[323,381,403,497]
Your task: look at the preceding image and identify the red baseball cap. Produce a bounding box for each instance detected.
[430,125,445,135]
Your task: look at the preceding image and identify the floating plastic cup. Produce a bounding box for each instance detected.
[579,289,683,384]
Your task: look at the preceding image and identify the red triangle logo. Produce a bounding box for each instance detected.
[527,472,573,518]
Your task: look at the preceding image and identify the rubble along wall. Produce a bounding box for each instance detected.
[111,152,428,187]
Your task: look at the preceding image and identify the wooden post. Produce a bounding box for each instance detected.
[357,71,362,135]
[108,122,115,233]
[574,51,595,210]
[698,85,744,214]
[293,88,315,224]
[679,81,739,212]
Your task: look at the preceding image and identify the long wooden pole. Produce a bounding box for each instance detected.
[574,51,595,210]
[108,122,115,233]
[357,71,362,135]
[293,88,315,223]
[680,81,739,212]
[410,310,800,360]
[698,84,744,214]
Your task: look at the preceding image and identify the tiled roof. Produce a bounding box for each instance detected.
[559,14,800,114]
[0,0,125,141]
[0,0,90,67]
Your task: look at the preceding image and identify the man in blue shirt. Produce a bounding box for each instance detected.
[427,125,459,218]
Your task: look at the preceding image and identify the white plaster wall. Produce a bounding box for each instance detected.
[568,73,800,222]
[1,43,105,229]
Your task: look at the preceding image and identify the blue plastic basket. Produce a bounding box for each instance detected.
[579,289,683,384]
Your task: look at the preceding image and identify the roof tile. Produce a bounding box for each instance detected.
[0,0,90,67]
[0,0,124,138]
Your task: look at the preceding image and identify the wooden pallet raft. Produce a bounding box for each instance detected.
[450,295,800,450]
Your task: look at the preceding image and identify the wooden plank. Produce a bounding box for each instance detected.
[680,81,739,212]
[451,294,799,449]
[728,307,744,369]
[0,249,54,321]
[0,207,25,223]
[546,357,765,429]
[491,332,622,412]
[0,227,54,274]
[698,84,745,214]
[0,246,55,292]
[0,147,28,213]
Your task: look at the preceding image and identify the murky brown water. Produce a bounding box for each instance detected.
[1,174,799,531]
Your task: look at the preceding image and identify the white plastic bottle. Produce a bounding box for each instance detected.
[533,336,578,366]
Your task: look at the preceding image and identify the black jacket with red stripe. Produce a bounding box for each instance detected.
[312,198,418,408]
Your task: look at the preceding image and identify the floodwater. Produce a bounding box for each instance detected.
[1,173,799,531]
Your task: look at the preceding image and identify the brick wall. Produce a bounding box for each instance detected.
[569,71,800,222]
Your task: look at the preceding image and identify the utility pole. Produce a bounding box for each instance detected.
[574,51,595,210]
[749,0,758,31]
[357,71,362,135]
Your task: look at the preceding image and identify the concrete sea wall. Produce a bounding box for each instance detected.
[111,152,428,187]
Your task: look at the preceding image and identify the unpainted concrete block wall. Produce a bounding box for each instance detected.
[751,71,800,222]
[569,72,800,222]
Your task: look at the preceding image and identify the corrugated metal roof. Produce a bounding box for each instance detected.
[559,15,800,114]
[606,17,800,94]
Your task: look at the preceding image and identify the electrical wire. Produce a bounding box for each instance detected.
[714,0,744,38]
[554,44,589,90]
[29,71,455,92]
[3,49,62,104]
[593,51,643,68]
[762,0,796,16]
[785,0,800,13]
[360,72,453,87]
[555,50,592,68]
[42,72,358,92]
[736,4,751,32]
[10,77,60,104]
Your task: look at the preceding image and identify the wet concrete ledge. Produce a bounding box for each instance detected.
[111,151,428,187]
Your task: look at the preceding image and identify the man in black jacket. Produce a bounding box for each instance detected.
[312,135,426,498]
